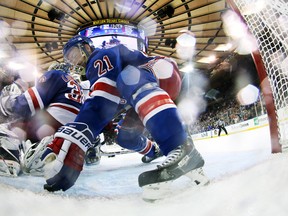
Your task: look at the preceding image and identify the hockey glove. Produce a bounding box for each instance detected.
[41,122,94,192]
[0,81,24,116]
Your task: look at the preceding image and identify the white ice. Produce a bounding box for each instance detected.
[1,125,287,216]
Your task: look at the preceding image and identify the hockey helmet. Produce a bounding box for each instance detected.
[48,62,71,73]
[63,35,95,67]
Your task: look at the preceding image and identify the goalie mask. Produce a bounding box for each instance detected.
[0,65,20,91]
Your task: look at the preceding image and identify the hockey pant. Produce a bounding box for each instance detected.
[117,66,187,156]
[117,60,183,157]
[218,126,228,136]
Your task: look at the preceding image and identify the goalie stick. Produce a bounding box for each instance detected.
[99,146,134,157]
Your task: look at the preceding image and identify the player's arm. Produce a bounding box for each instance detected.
[0,71,62,118]
[0,79,29,117]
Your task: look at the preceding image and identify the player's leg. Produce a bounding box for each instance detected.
[117,66,185,154]
[218,127,221,136]
[75,77,121,136]
[223,127,228,135]
[116,108,163,163]
[117,66,206,186]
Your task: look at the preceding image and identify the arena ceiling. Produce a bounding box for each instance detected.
[0,0,234,77]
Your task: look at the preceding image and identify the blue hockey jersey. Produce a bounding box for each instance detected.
[86,44,154,99]
[12,70,84,125]
[75,44,155,134]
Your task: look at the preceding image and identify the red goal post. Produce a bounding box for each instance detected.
[227,0,288,153]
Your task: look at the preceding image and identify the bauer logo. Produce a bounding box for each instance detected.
[58,127,92,149]
[179,155,189,167]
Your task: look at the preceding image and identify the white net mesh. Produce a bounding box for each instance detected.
[231,0,288,149]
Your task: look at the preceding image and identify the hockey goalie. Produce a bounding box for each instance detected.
[0,62,84,176]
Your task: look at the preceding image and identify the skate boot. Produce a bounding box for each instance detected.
[138,137,209,200]
[85,145,101,165]
[85,136,102,165]
[141,142,163,163]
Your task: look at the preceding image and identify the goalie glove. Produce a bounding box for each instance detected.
[0,81,24,116]
[0,94,17,116]
[41,122,94,192]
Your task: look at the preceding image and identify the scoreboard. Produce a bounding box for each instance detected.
[77,20,147,52]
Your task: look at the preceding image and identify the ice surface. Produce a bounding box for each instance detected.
[1,126,287,216]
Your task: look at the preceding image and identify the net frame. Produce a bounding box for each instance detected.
[227,0,288,153]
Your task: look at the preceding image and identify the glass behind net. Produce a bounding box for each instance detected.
[230,0,288,150]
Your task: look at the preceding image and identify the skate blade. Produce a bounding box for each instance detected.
[141,168,209,202]
[142,181,173,202]
[185,168,210,186]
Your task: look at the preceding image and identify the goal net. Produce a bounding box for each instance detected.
[228,0,288,152]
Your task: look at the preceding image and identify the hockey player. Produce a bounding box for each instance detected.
[0,62,84,176]
[41,35,207,193]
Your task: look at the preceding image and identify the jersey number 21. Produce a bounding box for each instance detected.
[93,55,114,76]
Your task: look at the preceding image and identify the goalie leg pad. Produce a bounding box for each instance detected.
[22,135,53,176]
[0,146,20,177]
[0,132,21,177]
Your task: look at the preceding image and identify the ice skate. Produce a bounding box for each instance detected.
[85,144,101,165]
[138,137,209,201]
[141,142,163,163]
